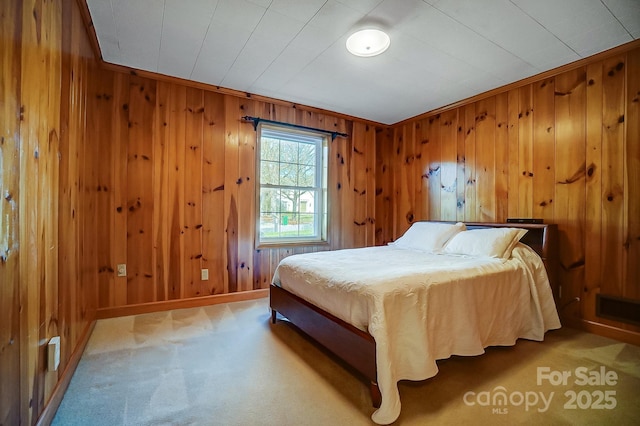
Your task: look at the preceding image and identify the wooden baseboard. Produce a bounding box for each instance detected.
[96,289,269,319]
[562,316,640,347]
[36,320,96,426]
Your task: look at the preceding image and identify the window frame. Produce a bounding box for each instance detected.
[255,123,329,248]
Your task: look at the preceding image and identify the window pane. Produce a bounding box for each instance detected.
[259,213,280,239]
[261,137,280,161]
[298,164,315,187]
[299,142,316,165]
[260,161,279,185]
[280,163,297,186]
[260,187,280,213]
[279,188,297,214]
[280,140,298,163]
[299,213,315,237]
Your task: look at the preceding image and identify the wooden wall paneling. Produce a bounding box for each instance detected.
[532,77,556,222]
[600,56,626,298]
[375,127,393,245]
[463,104,476,220]
[440,110,458,220]
[153,81,170,301]
[413,120,427,222]
[626,50,640,300]
[126,76,156,304]
[554,68,587,319]
[236,98,256,292]
[494,92,509,222]
[507,89,520,218]
[584,63,604,322]
[0,0,22,423]
[474,98,496,221]
[202,91,226,293]
[167,84,187,300]
[112,73,130,306]
[518,85,534,218]
[94,69,115,308]
[224,96,240,292]
[184,87,205,297]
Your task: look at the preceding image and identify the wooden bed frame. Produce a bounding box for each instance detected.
[269,222,558,407]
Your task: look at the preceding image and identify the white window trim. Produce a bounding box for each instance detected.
[255,123,328,248]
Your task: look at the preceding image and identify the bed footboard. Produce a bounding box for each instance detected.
[269,284,380,407]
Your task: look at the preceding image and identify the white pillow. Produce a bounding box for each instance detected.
[389,222,466,253]
[442,227,528,259]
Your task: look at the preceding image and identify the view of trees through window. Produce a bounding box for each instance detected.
[258,126,327,244]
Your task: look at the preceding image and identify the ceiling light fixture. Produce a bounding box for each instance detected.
[346,29,390,57]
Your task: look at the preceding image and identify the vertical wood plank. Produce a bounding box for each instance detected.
[19,0,44,419]
[184,87,204,297]
[202,91,226,293]
[165,84,186,299]
[365,125,377,246]
[532,77,556,221]
[518,85,534,217]
[126,76,156,304]
[112,73,130,306]
[464,104,476,220]
[236,99,256,291]
[425,117,441,221]
[626,49,640,300]
[584,63,603,321]
[600,57,626,296]
[154,81,170,301]
[352,122,368,247]
[406,122,418,225]
[415,119,429,222]
[554,68,586,317]
[0,0,22,423]
[495,92,509,222]
[507,89,520,218]
[440,110,457,220]
[475,98,496,221]
[224,96,239,292]
[339,120,356,247]
[94,70,115,308]
[375,127,393,245]
[456,108,466,221]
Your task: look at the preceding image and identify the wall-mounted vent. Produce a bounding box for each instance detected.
[596,294,640,326]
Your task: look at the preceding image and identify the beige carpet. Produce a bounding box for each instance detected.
[52,298,640,425]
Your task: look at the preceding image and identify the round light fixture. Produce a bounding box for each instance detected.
[346,29,390,57]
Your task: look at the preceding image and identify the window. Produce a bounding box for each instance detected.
[256,124,328,246]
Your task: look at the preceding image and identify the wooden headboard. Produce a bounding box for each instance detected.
[432,222,559,302]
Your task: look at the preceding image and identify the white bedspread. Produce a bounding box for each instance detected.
[272,243,561,424]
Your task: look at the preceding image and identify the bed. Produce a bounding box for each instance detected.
[269,222,561,424]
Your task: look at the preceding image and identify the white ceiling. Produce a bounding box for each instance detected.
[86,0,639,125]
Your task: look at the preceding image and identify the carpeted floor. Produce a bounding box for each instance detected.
[52,298,640,425]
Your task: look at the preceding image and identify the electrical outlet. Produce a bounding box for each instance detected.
[201,269,209,280]
[117,264,127,277]
[48,336,60,372]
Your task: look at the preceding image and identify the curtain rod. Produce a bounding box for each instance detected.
[242,116,348,141]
